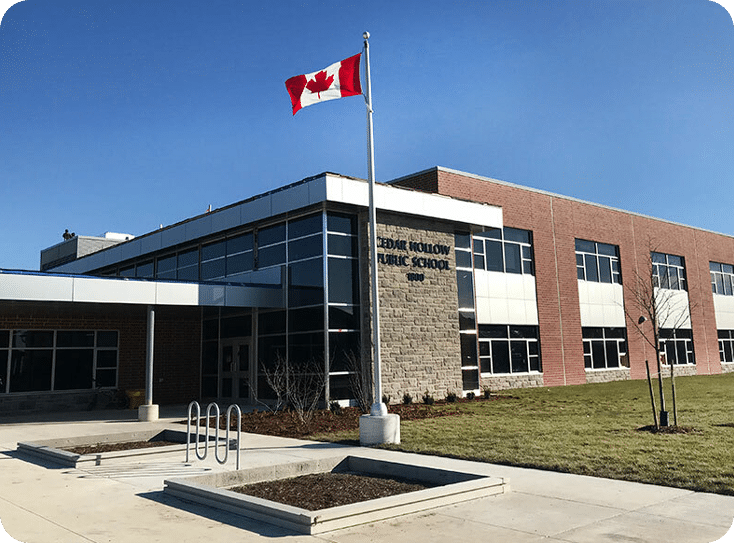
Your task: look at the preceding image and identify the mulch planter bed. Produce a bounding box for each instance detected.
[230,472,434,510]
[63,440,181,455]
[190,396,513,439]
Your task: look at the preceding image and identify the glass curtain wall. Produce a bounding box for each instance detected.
[455,232,479,391]
[255,210,361,403]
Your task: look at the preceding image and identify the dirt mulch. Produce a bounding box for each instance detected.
[63,440,180,455]
[196,396,513,439]
[229,471,434,510]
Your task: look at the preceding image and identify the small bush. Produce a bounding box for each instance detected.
[329,401,342,415]
[466,391,476,400]
[402,392,413,405]
[446,390,458,403]
[382,394,391,405]
[422,391,435,405]
[483,386,492,399]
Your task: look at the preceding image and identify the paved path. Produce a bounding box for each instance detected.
[0,408,733,543]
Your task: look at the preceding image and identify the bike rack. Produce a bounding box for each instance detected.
[186,401,241,470]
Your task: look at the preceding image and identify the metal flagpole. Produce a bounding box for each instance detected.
[362,31,387,417]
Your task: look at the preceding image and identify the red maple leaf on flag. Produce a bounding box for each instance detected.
[306,70,334,98]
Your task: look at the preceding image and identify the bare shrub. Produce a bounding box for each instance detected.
[345,350,372,414]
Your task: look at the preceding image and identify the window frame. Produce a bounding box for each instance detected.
[582,327,629,370]
[0,330,119,394]
[473,227,534,276]
[478,324,541,375]
[575,239,622,284]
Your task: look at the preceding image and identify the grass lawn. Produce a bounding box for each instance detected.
[312,372,734,495]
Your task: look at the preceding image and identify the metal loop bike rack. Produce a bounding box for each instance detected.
[186,401,241,470]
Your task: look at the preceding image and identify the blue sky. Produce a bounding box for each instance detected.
[0,0,732,271]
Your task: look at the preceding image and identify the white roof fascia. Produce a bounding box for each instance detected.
[0,272,284,308]
[51,173,500,274]
[323,174,502,229]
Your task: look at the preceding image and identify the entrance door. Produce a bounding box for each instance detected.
[220,338,251,403]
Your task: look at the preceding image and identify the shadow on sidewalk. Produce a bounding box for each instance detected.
[138,490,299,538]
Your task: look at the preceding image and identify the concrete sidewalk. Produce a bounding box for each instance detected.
[0,407,733,543]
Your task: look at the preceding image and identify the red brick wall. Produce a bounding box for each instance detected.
[394,168,730,386]
[0,302,201,405]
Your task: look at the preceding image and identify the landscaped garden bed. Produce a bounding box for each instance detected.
[193,374,734,496]
[163,455,507,534]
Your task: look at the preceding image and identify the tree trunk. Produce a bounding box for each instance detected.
[645,360,659,429]
[670,359,678,426]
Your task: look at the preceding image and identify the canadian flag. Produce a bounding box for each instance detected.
[285,53,362,115]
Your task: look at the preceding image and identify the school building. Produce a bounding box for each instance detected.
[1,166,732,414]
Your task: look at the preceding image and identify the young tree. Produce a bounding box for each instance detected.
[626,241,694,427]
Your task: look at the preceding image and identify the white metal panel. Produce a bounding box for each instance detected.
[271,182,312,216]
[73,277,157,304]
[602,304,623,327]
[505,275,525,299]
[161,224,187,246]
[211,205,242,233]
[155,282,202,306]
[139,232,163,255]
[524,299,539,325]
[474,270,491,299]
[507,299,525,323]
[475,271,538,326]
[714,295,734,329]
[328,176,366,206]
[119,240,142,261]
[307,176,328,205]
[476,297,491,323]
[197,284,227,306]
[240,195,272,225]
[376,183,414,214]
[485,271,507,298]
[488,298,509,323]
[579,303,591,326]
[0,274,74,302]
[655,289,691,329]
[185,214,213,240]
[577,282,626,328]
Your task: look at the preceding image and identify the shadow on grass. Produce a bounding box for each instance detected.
[636,425,700,434]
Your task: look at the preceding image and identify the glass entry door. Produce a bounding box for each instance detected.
[220,338,251,403]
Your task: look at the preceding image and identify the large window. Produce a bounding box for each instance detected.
[576,239,621,284]
[473,227,534,275]
[583,327,628,369]
[652,252,687,291]
[710,262,734,296]
[718,330,734,363]
[455,232,479,390]
[0,330,118,394]
[659,328,695,365]
[327,212,360,399]
[478,325,541,374]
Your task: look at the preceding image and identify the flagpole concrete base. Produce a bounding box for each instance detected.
[359,414,400,446]
[138,404,159,422]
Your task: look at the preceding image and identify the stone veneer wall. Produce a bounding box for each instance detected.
[722,363,734,374]
[584,368,631,384]
[361,211,463,403]
[658,364,699,378]
[481,374,544,392]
